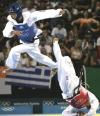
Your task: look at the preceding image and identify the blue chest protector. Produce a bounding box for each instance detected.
[14,23,37,43]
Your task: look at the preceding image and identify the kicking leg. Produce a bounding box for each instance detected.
[28,48,57,68]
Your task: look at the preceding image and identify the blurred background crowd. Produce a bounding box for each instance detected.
[0,0,100,70]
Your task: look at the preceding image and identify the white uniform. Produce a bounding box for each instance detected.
[3,9,62,69]
[53,41,79,99]
[53,41,99,116]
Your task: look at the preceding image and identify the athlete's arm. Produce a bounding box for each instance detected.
[53,37,63,61]
[30,9,64,22]
[86,91,99,116]
[90,18,100,26]
[3,22,22,38]
[71,18,80,26]
[3,22,14,38]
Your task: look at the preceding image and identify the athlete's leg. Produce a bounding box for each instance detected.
[6,42,57,69]
[6,44,31,69]
[27,45,57,68]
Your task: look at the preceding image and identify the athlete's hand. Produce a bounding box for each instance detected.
[11,30,22,36]
[53,37,59,43]
[86,109,96,116]
[59,9,66,15]
[59,9,71,21]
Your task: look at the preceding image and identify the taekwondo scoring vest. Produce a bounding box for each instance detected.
[14,23,37,43]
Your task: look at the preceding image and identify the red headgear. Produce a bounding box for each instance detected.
[67,86,89,109]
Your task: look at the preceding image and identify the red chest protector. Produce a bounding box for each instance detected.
[67,86,89,109]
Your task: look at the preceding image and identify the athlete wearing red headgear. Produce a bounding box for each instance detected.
[53,37,99,116]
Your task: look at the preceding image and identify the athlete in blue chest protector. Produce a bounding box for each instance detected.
[2,2,65,74]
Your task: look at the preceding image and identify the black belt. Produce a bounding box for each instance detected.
[67,74,82,100]
[67,85,80,100]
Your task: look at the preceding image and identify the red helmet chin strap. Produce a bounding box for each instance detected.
[68,86,89,109]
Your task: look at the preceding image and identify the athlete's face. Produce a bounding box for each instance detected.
[10,12,17,19]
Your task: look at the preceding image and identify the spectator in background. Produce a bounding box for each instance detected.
[59,41,69,56]
[71,39,82,60]
[39,29,53,61]
[20,53,30,67]
[51,23,67,40]
[0,51,5,66]
[94,1,100,21]
[40,29,52,45]
[0,36,8,66]
[20,53,37,67]
[70,39,83,77]
[29,57,37,67]
[22,0,36,12]
[39,20,50,31]
[39,29,54,65]
[71,13,100,39]
[5,40,11,56]
[75,0,92,10]
[83,40,97,66]
[53,30,76,58]
[36,0,49,10]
